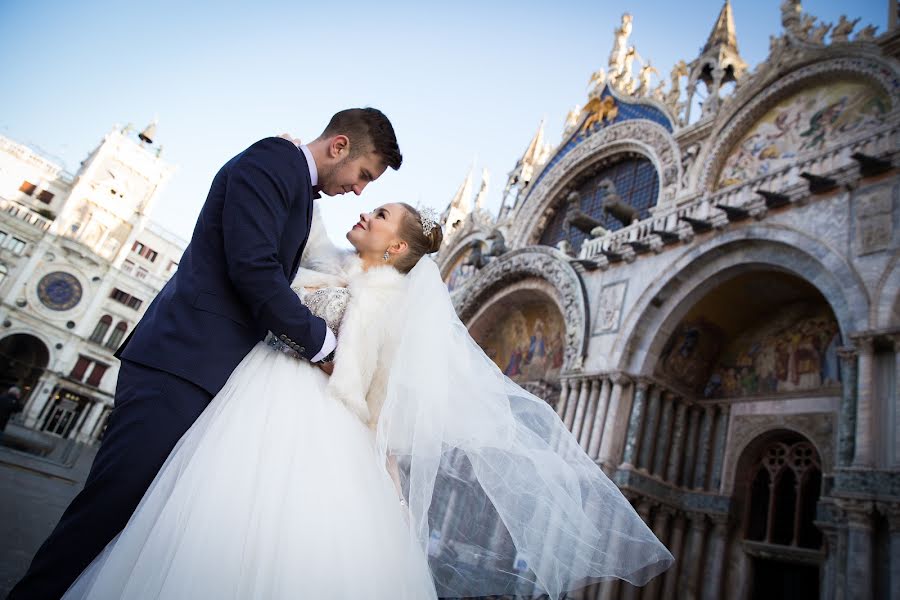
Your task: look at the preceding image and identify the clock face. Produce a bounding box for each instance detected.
[37,272,83,311]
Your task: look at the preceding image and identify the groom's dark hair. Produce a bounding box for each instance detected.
[322,108,403,170]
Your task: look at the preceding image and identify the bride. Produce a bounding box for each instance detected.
[63,203,672,600]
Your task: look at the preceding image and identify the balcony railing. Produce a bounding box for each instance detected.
[0,197,53,232]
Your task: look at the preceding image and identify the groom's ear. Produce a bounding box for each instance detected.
[328,135,350,159]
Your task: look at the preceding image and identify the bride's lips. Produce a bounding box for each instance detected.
[353,222,365,230]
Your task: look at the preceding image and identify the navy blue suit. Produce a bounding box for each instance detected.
[9,137,327,599]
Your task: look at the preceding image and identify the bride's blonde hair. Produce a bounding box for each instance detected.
[393,203,443,274]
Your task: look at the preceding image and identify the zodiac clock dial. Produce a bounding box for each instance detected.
[37,272,83,311]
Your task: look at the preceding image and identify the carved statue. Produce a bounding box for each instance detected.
[485,230,508,258]
[810,21,832,44]
[581,95,619,131]
[651,80,667,103]
[597,178,639,226]
[665,60,689,117]
[797,14,816,40]
[780,0,802,32]
[563,190,606,235]
[637,61,660,97]
[855,24,878,41]
[608,13,634,82]
[588,68,606,95]
[680,143,700,188]
[462,239,487,270]
[619,47,640,94]
[830,16,859,42]
[564,105,582,135]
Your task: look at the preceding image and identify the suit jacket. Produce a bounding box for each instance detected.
[116,137,327,395]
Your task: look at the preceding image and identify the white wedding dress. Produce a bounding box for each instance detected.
[63,280,439,599]
[64,208,673,599]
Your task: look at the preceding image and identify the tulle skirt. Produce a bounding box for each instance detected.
[63,342,438,599]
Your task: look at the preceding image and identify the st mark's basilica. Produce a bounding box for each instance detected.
[0,1,898,599]
[436,2,899,599]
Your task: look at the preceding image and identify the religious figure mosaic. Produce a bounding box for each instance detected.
[477,302,565,383]
[717,79,889,188]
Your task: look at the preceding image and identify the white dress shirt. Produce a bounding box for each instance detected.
[298,144,337,363]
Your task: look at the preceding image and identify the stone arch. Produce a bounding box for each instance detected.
[0,331,51,400]
[874,251,900,329]
[697,55,899,192]
[508,120,680,248]
[724,422,832,499]
[453,247,589,371]
[614,225,869,376]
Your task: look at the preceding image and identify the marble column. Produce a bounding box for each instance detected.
[880,502,900,600]
[75,400,105,444]
[556,378,571,419]
[853,336,876,467]
[693,405,715,490]
[681,406,701,488]
[89,406,110,441]
[701,515,728,600]
[661,512,687,600]
[598,374,633,470]
[24,376,59,428]
[683,513,708,600]
[571,378,592,440]
[638,386,662,471]
[622,380,650,468]
[620,501,653,600]
[67,399,93,439]
[818,524,842,600]
[842,499,874,600]
[708,405,729,492]
[836,346,859,466]
[652,394,675,477]
[579,379,601,451]
[587,378,612,459]
[665,401,689,484]
[643,506,672,600]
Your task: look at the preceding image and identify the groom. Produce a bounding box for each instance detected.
[9,108,402,599]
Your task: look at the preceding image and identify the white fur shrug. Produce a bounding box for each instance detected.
[290,207,406,427]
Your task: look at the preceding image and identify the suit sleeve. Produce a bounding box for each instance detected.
[221,137,326,360]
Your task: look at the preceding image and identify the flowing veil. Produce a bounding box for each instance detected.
[375,257,673,599]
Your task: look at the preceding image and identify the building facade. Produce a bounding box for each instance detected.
[439,2,900,599]
[0,123,186,446]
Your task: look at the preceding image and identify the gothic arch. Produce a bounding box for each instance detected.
[453,247,589,371]
[508,120,680,248]
[613,225,870,376]
[874,251,900,329]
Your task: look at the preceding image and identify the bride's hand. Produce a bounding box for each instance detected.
[279,133,302,147]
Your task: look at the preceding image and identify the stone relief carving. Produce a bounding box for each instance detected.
[855,188,895,255]
[594,280,628,334]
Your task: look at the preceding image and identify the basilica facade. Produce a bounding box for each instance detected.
[439,2,900,599]
[0,124,185,448]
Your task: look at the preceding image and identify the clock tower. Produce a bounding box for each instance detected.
[51,121,175,263]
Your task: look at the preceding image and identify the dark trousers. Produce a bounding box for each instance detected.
[8,360,212,600]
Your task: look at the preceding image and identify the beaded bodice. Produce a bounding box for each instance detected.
[266,286,350,357]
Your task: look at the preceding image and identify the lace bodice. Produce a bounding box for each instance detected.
[266,286,350,357]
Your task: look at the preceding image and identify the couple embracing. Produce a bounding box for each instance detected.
[10,108,672,600]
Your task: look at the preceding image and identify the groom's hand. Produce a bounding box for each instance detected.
[317,361,334,376]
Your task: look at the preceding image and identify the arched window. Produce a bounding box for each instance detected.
[89,315,112,344]
[104,321,128,350]
[539,155,659,253]
[745,439,822,549]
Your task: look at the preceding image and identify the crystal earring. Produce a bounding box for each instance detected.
[383,250,390,262]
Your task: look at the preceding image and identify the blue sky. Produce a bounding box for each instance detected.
[0,0,888,245]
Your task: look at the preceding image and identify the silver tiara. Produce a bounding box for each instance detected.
[418,205,440,236]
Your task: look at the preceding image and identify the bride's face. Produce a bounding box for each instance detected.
[346,203,409,259]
